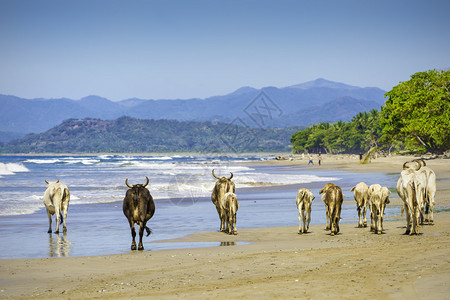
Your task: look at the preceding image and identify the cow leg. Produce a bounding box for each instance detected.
[232,213,238,235]
[404,205,411,235]
[54,208,61,234]
[47,210,52,233]
[128,220,137,250]
[362,204,368,227]
[377,210,382,235]
[357,206,362,228]
[62,209,68,233]
[429,200,434,224]
[325,205,330,230]
[138,223,145,250]
[370,205,375,232]
[306,207,311,232]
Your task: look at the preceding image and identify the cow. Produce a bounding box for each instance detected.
[319,183,336,230]
[296,188,315,234]
[123,176,155,250]
[397,167,425,235]
[367,184,390,234]
[323,185,344,236]
[400,159,436,226]
[350,182,369,228]
[417,161,436,224]
[222,192,239,235]
[211,170,235,232]
[43,179,70,234]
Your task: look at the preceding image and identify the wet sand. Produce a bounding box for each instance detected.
[1,155,449,299]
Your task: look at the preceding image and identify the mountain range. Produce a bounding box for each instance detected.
[0,78,386,142]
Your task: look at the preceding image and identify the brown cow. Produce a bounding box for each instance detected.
[211,170,235,232]
[319,183,336,230]
[323,185,344,236]
[123,177,155,250]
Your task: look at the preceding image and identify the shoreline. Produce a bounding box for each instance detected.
[0,155,449,298]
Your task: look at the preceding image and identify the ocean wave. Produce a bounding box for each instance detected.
[0,162,30,177]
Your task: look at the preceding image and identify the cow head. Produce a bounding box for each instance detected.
[125,176,149,189]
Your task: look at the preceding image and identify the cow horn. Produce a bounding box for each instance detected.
[421,159,426,166]
[402,162,408,170]
[143,176,149,188]
[212,169,220,180]
[45,179,49,184]
[125,178,133,188]
[56,179,59,183]
[227,172,234,180]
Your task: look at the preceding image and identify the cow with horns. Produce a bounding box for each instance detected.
[123,176,155,250]
[211,170,235,232]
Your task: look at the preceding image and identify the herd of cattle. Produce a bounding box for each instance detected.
[42,159,436,250]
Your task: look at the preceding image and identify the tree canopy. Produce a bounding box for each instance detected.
[290,109,382,154]
[381,69,450,154]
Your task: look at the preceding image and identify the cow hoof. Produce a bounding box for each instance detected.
[358,224,362,228]
[377,231,381,235]
[138,245,144,251]
[330,232,335,236]
[131,242,137,250]
[54,230,59,234]
[48,230,52,233]
[63,227,67,233]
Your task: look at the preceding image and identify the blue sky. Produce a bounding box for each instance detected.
[1,0,449,101]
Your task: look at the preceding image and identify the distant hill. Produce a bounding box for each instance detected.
[0,78,386,141]
[0,117,301,153]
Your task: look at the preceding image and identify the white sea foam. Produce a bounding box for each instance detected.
[24,158,61,164]
[0,163,30,177]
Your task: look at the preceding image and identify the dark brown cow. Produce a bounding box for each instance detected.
[323,185,344,236]
[211,170,235,232]
[123,176,155,250]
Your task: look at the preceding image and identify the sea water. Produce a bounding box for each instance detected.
[0,154,400,258]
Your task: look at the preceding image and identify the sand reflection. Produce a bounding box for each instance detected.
[48,232,73,257]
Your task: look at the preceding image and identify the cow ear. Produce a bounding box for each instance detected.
[45,179,49,184]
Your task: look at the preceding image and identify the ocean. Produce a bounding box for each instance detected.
[0,154,400,258]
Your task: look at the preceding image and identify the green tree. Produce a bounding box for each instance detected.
[381,69,450,153]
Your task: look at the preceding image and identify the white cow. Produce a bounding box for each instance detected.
[43,179,70,234]
[397,168,425,235]
[350,182,369,228]
[367,184,390,234]
[418,163,436,224]
[296,188,315,234]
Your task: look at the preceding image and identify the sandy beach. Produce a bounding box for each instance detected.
[1,154,449,299]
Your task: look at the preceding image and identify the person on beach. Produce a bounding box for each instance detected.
[359,152,363,160]
[318,154,322,166]
[308,155,314,165]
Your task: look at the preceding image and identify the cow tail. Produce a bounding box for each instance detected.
[145,226,152,237]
